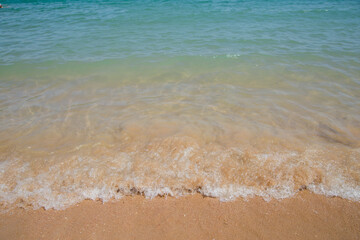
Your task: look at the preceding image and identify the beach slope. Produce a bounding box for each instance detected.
[1,191,359,240]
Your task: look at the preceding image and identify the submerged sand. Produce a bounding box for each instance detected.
[0,191,359,240]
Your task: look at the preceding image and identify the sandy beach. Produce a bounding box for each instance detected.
[1,191,359,240]
[1,1,360,240]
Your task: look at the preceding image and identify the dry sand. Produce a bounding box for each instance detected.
[0,191,359,240]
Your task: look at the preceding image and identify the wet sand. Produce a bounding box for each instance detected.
[0,191,359,240]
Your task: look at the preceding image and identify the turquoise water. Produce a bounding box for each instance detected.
[1,0,360,64]
[0,1,360,210]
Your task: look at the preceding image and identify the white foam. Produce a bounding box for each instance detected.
[0,145,359,211]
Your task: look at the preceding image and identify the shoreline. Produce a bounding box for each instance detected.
[1,191,359,240]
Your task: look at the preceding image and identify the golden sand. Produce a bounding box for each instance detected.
[0,191,359,240]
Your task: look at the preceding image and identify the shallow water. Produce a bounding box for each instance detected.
[0,0,360,210]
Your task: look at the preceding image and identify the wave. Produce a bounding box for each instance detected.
[0,134,359,211]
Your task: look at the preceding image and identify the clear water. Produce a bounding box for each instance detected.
[0,0,360,210]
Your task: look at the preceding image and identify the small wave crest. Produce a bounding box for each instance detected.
[0,134,359,211]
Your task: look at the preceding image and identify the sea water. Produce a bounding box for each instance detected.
[0,0,360,210]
